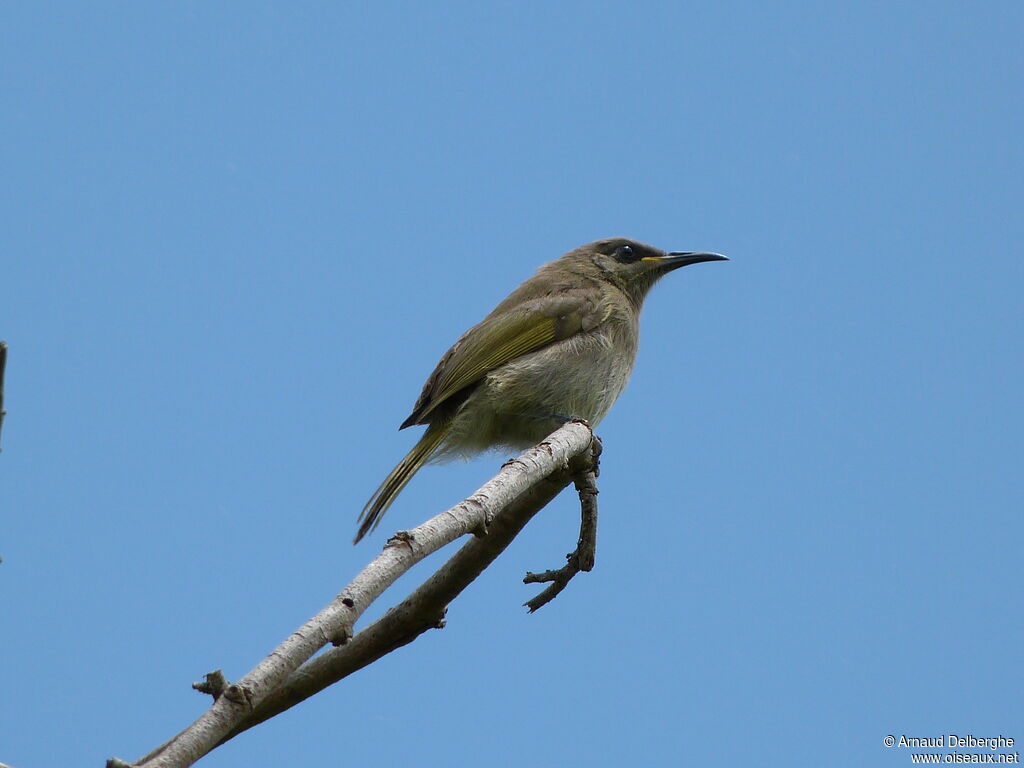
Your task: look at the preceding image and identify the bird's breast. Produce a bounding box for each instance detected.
[439,320,639,457]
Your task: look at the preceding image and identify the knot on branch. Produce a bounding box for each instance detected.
[223,683,255,708]
[386,530,417,552]
[193,670,231,700]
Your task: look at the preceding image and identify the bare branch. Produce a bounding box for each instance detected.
[115,421,595,768]
[0,340,7,453]
[222,434,600,742]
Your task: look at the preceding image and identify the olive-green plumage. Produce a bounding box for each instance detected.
[354,237,727,542]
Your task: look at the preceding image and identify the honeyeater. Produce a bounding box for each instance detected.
[355,237,727,543]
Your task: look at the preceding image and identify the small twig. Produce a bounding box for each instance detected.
[0,340,7,453]
[192,670,231,700]
[523,436,602,612]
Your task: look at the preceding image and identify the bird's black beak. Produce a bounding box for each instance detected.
[644,251,729,272]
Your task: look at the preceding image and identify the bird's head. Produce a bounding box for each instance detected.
[570,238,728,307]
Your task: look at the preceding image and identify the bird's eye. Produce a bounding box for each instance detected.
[613,244,639,263]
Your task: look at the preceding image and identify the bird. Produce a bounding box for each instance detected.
[355,237,727,542]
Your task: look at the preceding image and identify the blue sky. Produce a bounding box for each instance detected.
[3,3,1022,767]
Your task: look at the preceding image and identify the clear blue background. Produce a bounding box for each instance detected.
[3,3,1021,767]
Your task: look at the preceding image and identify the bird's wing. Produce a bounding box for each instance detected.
[401,292,598,428]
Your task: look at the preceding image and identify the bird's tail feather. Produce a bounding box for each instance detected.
[354,423,449,543]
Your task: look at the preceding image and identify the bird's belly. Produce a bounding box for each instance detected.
[441,333,636,456]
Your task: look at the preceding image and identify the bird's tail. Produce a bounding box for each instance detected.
[354,423,449,543]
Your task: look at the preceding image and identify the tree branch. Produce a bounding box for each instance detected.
[113,421,596,768]
[0,340,7,453]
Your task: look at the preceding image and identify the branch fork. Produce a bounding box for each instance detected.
[111,422,602,768]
